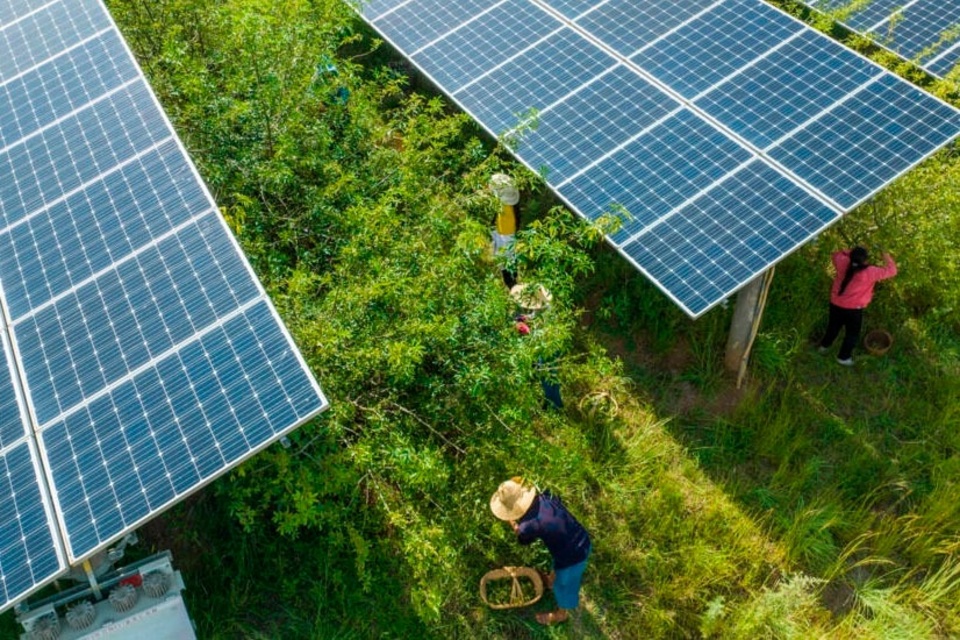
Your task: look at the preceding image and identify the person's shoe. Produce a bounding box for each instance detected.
[818,346,830,354]
[836,357,854,366]
[535,610,569,625]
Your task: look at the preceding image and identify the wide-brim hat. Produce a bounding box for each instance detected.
[490,478,537,521]
[489,173,520,205]
[510,283,552,311]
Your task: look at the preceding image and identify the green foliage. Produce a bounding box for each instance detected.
[1,1,947,639]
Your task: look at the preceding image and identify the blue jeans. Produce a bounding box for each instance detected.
[553,550,590,609]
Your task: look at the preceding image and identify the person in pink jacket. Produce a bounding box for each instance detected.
[819,247,897,365]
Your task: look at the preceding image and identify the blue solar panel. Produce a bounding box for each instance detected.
[693,30,882,149]
[558,109,754,244]
[356,0,960,317]
[0,442,64,613]
[411,0,562,92]
[453,28,616,135]
[0,29,139,148]
[770,72,960,208]
[514,65,681,184]
[0,0,109,81]
[540,0,600,20]
[41,300,322,558]
[801,0,960,78]
[358,0,411,20]
[874,0,960,66]
[0,0,328,605]
[571,0,717,57]
[0,0,50,24]
[0,335,26,450]
[928,46,960,78]
[632,0,805,100]
[621,161,839,314]
[368,0,498,53]
[810,0,901,31]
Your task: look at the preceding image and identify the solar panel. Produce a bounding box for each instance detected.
[359,0,960,316]
[802,0,960,78]
[0,442,64,610]
[0,329,65,609]
[0,0,328,610]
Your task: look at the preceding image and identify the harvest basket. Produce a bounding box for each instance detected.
[864,329,893,356]
[578,391,619,419]
[479,566,544,609]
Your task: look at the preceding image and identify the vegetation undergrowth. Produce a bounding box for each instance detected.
[3,0,959,638]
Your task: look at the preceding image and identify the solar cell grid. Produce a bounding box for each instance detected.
[0,442,63,610]
[572,0,718,57]
[0,0,52,25]
[631,0,804,100]
[541,0,604,20]
[0,334,26,449]
[693,29,882,150]
[0,29,136,148]
[0,80,170,228]
[801,0,960,78]
[0,141,207,319]
[876,0,960,62]
[453,27,616,135]
[559,109,753,245]
[371,0,499,53]
[41,299,321,559]
[411,0,561,92]
[927,45,960,77]
[622,161,839,314]
[0,0,108,83]
[14,211,259,427]
[358,0,412,20]
[828,0,901,31]
[770,72,960,208]
[513,64,680,184]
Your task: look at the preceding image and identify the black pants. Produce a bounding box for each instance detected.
[820,304,863,360]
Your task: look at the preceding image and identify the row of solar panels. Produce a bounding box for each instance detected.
[803,0,960,78]
[0,0,327,612]
[359,0,960,317]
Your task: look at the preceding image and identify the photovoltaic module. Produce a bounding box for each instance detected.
[358,0,960,317]
[0,0,328,611]
[799,0,960,78]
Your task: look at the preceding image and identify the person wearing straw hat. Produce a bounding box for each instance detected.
[510,284,563,409]
[490,478,591,626]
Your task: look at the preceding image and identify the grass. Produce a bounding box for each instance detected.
[561,186,960,635]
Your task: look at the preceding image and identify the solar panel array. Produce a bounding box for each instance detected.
[802,0,960,78]
[0,0,328,611]
[359,0,960,317]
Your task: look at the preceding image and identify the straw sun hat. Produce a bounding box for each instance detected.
[509,283,552,312]
[490,478,537,521]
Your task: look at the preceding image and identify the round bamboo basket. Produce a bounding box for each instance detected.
[479,566,544,609]
[864,329,893,356]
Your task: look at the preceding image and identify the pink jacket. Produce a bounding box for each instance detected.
[830,250,897,309]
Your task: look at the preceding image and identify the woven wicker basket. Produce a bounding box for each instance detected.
[479,566,544,609]
[864,329,893,356]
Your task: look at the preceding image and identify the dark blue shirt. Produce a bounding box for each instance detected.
[517,491,591,570]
